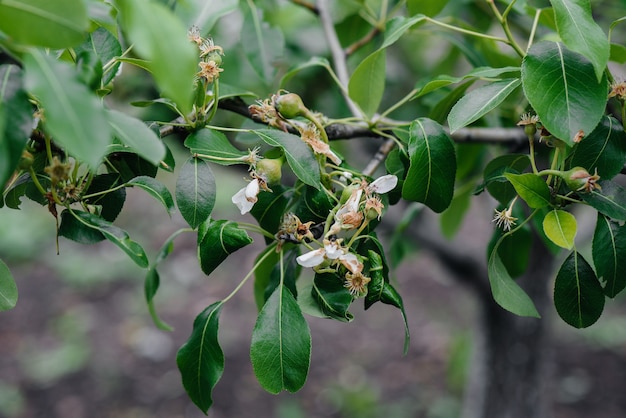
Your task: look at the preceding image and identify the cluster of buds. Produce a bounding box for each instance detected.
[188,26,224,83]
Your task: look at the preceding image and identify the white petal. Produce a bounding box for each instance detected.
[324,241,344,260]
[245,178,260,200]
[296,249,326,267]
[326,149,342,165]
[369,174,398,194]
[339,252,361,274]
[232,187,255,214]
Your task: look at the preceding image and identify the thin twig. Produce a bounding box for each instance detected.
[290,0,318,14]
[344,27,381,56]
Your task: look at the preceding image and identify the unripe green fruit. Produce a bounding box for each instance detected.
[274,93,307,119]
[340,184,360,204]
[562,167,592,191]
[207,52,222,67]
[18,150,34,170]
[524,123,536,137]
[256,158,282,185]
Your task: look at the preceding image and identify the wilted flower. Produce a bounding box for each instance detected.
[492,206,517,232]
[298,124,341,165]
[198,60,223,83]
[567,167,601,193]
[609,80,626,101]
[297,239,344,267]
[344,271,371,296]
[366,174,398,195]
[188,25,203,45]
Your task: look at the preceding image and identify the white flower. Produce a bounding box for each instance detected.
[296,240,351,268]
[367,174,398,194]
[232,178,260,215]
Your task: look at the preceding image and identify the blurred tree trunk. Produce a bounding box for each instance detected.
[462,232,553,418]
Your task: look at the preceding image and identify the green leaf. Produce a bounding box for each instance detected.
[83,173,126,222]
[197,219,253,276]
[554,251,605,328]
[489,221,532,278]
[292,185,334,224]
[106,110,165,166]
[184,128,247,165]
[414,66,520,98]
[381,15,425,49]
[543,209,577,249]
[407,0,449,17]
[127,176,175,214]
[251,185,291,239]
[66,210,149,268]
[479,154,530,205]
[176,157,216,229]
[402,118,456,213]
[250,285,311,394]
[59,210,105,244]
[550,0,609,81]
[23,50,111,170]
[0,259,18,311]
[312,272,354,322]
[487,243,541,317]
[254,129,320,189]
[570,116,626,180]
[280,57,331,88]
[116,0,197,114]
[254,246,281,310]
[0,65,32,190]
[521,41,608,145]
[504,173,551,208]
[447,79,521,133]
[365,251,410,354]
[241,5,285,83]
[0,0,88,48]
[593,214,626,298]
[176,302,224,414]
[74,27,122,86]
[348,49,386,118]
[175,0,238,34]
[440,184,472,239]
[581,180,626,221]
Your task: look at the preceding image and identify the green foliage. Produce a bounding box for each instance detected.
[1,0,626,413]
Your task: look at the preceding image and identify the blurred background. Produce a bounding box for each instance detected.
[2,1,626,417]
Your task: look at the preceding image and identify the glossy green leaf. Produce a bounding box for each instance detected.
[348,49,386,118]
[402,118,456,213]
[365,251,410,354]
[0,0,88,48]
[521,41,608,145]
[429,79,473,125]
[487,243,540,317]
[550,0,609,81]
[241,5,285,83]
[254,129,320,189]
[251,185,291,239]
[254,246,282,310]
[593,214,626,298]
[570,116,626,180]
[381,15,425,49]
[59,210,105,244]
[543,210,577,249]
[554,251,604,328]
[0,259,18,311]
[116,0,197,114]
[250,285,311,394]
[127,176,175,214]
[106,110,165,166]
[504,173,551,208]
[447,79,521,133]
[175,0,238,33]
[280,57,331,88]
[407,0,449,17]
[0,65,32,190]
[414,66,520,98]
[176,302,224,414]
[23,50,111,170]
[292,185,334,224]
[581,180,626,221]
[312,272,354,322]
[83,173,126,222]
[197,219,253,276]
[184,128,247,165]
[479,154,530,204]
[66,210,149,268]
[74,27,122,86]
[440,184,472,239]
[489,221,532,278]
[176,157,216,229]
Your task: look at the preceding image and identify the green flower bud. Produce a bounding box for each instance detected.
[274,93,307,119]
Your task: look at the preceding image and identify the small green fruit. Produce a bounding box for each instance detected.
[274,93,307,119]
[256,158,283,185]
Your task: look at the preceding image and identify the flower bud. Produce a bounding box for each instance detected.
[274,93,307,119]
